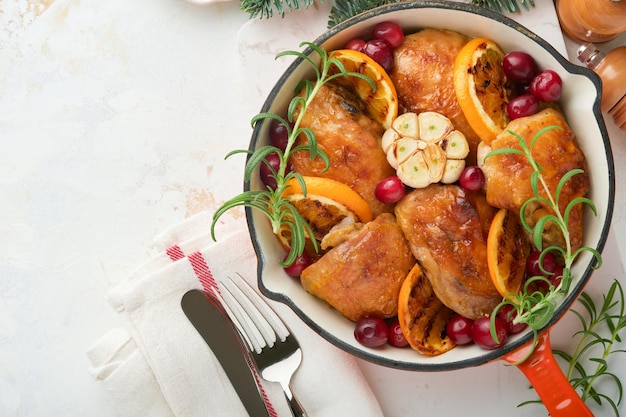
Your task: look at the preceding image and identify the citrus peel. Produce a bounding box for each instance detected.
[328,49,399,129]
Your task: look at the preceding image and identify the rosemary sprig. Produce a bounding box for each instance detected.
[240,0,317,19]
[486,125,602,357]
[211,42,375,266]
[558,280,626,414]
[520,280,626,415]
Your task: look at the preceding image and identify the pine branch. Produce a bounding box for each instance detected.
[240,0,317,19]
[469,0,535,14]
[327,0,402,28]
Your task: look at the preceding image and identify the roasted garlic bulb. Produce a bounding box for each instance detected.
[382,112,470,188]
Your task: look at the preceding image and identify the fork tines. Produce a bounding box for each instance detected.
[218,274,290,352]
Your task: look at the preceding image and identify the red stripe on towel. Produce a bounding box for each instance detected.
[166,245,185,262]
[188,251,220,298]
[244,351,279,417]
[185,250,279,417]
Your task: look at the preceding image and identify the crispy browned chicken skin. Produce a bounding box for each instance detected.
[390,28,482,166]
[290,83,395,217]
[395,184,502,319]
[482,108,589,252]
[300,213,416,322]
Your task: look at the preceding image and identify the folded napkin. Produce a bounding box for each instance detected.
[87,210,384,417]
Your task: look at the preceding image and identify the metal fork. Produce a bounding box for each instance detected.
[216,274,307,417]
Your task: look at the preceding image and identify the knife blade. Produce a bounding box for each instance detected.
[181,289,271,417]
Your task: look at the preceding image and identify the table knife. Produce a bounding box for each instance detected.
[181,289,271,417]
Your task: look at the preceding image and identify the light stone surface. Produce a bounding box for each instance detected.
[1,0,624,416]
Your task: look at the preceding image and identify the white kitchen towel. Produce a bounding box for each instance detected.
[87,210,384,417]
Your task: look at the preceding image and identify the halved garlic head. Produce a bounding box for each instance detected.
[383,111,470,188]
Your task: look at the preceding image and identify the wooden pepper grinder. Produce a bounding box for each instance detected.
[556,0,626,43]
[577,43,626,131]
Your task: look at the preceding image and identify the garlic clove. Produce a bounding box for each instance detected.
[398,152,432,189]
[418,112,453,143]
[423,143,447,182]
[441,159,466,184]
[386,147,399,169]
[393,138,420,166]
[392,112,420,138]
[441,130,469,159]
[381,128,400,153]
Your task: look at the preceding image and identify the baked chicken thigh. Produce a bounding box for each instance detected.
[481,108,589,252]
[289,82,395,217]
[300,213,415,322]
[395,184,502,319]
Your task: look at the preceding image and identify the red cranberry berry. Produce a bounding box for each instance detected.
[354,316,389,347]
[282,252,311,277]
[447,314,474,345]
[345,38,366,52]
[387,319,409,347]
[362,39,394,72]
[374,176,406,204]
[471,315,509,350]
[372,21,404,48]
[530,69,562,102]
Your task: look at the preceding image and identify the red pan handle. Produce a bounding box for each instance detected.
[503,331,593,417]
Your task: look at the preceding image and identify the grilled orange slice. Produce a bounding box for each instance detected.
[453,38,513,144]
[328,49,398,129]
[397,263,456,356]
[487,208,531,298]
[275,176,373,252]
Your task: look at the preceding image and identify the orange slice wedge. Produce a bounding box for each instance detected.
[397,263,456,356]
[328,49,398,129]
[275,176,373,251]
[487,208,531,298]
[453,38,513,144]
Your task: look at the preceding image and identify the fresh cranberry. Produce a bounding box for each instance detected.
[354,316,388,347]
[362,39,394,72]
[526,251,557,277]
[530,69,562,102]
[269,118,291,151]
[497,304,528,334]
[507,94,539,119]
[471,316,509,350]
[372,21,404,48]
[260,152,282,189]
[282,252,310,277]
[374,176,406,203]
[502,51,538,83]
[387,319,409,347]
[345,38,366,52]
[447,314,474,345]
[459,166,486,191]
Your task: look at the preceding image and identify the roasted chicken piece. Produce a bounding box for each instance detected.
[481,108,589,252]
[300,213,415,322]
[290,82,395,217]
[395,184,502,319]
[390,28,482,166]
